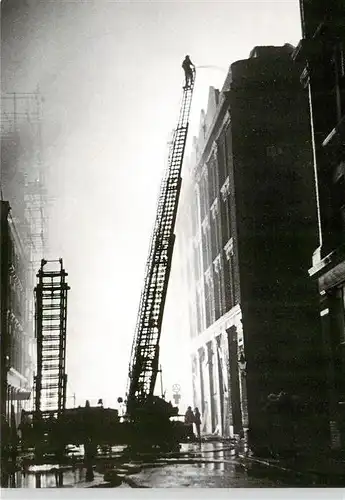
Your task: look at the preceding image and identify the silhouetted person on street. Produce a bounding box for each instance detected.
[194,407,201,440]
[182,55,195,87]
[184,406,194,424]
[184,406,195,440]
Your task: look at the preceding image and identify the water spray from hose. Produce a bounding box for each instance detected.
[195,65,228,73]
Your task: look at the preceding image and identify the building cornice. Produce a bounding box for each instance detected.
[190,304,242,352]
[201,216,210,233]
[220,177,230,201]
[224,238,234,260]
[205,265,213,284]
[7,367,30,391]
[309,243,345,288]
[210,198,219,220]
[213,254,222,274]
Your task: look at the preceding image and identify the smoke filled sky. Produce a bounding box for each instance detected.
[2,0,302,409]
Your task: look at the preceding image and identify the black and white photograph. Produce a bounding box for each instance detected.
[1,0,345,491]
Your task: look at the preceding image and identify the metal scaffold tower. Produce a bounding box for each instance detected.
[34,259,70,415]
[127,69,196,415]
[1,91,49,273]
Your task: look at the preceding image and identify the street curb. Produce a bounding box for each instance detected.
[238,453,345,485]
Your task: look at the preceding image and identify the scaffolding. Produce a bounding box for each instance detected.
[34,259,70,415]
[1,91,49,277]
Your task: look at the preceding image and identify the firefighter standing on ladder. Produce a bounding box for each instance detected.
[182,55,195,87]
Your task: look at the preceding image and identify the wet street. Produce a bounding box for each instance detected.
[2,441,337,488]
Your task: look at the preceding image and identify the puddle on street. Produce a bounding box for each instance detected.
[1,464,100,488]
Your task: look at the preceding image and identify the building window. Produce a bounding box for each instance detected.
[213,255,225,320]
[332,161,345,237]
[201,229,207,273]
[198,347,206,415]
[210,209,217,260]
[334,41,345,119]
[199,167,209,221]
[213,272,221,320]
[185,250,193,286]
[220,177,231,245]
[217,133,229,187]
[204,268,215,328]
[224,238,236,309]
[228,254,236,308]
[208,150,219,203]
[202,217,212,270]
[191,188,199,236]
[210,198,222,256]
[210,198,221,260]
[193,241,200,281]
[191,355,199,407]
[208,160,213,202]
[194,286,203,335]
[220,177,230,199]
[195,283,205,333]
[204,280,211,328]
[215,208,221,256]
[209,278,215,325]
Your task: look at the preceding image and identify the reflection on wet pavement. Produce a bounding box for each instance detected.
[3,465,104,488]
[0,441,328,488]
[127,462,290,488]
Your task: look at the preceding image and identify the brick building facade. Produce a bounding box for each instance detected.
[177,45,328,450]
[1,201,35,424]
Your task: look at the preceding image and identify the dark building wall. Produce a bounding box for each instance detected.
[298,0,345,450]
[228,48,328,447]
[299,0,343,40]
[298,0,345,255]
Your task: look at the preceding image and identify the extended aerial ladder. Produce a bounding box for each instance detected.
[126,63,196,417]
